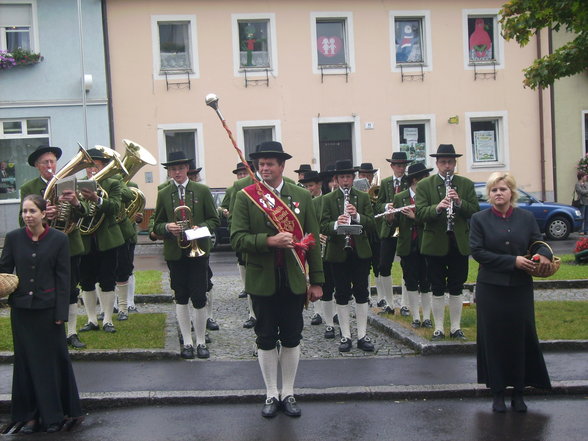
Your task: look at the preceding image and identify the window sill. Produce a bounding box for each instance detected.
[471,162,505,169]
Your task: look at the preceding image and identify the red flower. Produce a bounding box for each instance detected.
[574,238,588,253]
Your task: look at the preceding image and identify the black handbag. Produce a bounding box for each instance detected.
[572,190,581,208]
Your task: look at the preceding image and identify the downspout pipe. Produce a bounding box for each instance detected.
[537,31,546,201]
[101,0,115,148]
[548,28,557,201]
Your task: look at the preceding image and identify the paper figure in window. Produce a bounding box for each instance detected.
[469,18,493,61]
[318,35,342,58]
[396,22,421,63]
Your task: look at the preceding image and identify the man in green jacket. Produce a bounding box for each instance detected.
[320,159,375,353]
[20,145,89,349]
[415,144,480,340]
[231,141,323,418]
[78,148,125,334]
[153,152,219,359]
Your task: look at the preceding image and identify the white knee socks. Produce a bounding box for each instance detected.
[322,299,335,327]
[116,283,129,314]
[206,287,214,320]
[279,345,300,398]
[258,348,279,400]
[432,295,446,333]
[127,274,136,308]
[99,290,116,325]
[247,294,256,320]
[448,294,463,334]
[81,290,98,325]
[422,292,432,321]
[67,303,78,337]
[380,275,393,308]
[192,306,207,346]
[176,304,193,346]
[407,290,420,321]
[336,304,351,339]
[355,302,369,340]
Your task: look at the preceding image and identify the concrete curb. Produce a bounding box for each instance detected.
[1,380,586,412]
[368,311,588,355]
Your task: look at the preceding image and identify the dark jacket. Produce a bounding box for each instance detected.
[0,227,70,321]
[470,207,552,287]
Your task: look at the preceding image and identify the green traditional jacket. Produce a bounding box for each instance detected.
[390,189,424,256]
[376,174,410,238]
[230,181,324,296]
[320,187,374,262]
[415,174,480,256]
[80,177,125,253]
[153,180,220,261]
[19,177,87,257]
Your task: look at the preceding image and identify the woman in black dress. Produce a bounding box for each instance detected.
[0,194,82,433]
[470,172,552,413]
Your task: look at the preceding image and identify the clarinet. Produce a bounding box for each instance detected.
[445,173,455,233]
[342,187,353,250]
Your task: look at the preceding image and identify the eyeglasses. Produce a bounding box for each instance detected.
[37,160,57,166]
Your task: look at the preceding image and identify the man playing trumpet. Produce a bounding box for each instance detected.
[152,152,219,359]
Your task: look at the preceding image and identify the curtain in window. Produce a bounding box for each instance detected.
[159,22,190,70]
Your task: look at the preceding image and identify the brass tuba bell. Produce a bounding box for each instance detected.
[174,205,206,257]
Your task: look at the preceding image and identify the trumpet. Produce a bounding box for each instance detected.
[445,173,455,233]
[174,205,206,258]
[374,204,416,218]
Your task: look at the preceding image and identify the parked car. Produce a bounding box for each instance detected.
[210,187,230,249]
[474,183,583,240]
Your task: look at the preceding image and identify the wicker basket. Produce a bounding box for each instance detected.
[0,273,19,299]
[524,241,561,278]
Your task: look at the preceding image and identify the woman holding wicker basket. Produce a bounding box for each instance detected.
[0,194,81,433]
[469,172,553,414]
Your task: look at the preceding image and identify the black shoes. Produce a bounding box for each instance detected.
[310,313,323,325]
[196,344,210,359]
[382,305,395,315]
[261,397,280,418]
[324,326,335,339]
[450,329,467,340]
[511,391,527,412]
[357,336,375,352]
[400,306,410,316]
[333,314,339,324]
[238,290,248,299]
[20,420,38,434]
[422,319,433,328]
[46,422,63,433]
[97,312,104,321]
[79,322,99,332]
[67,334,86,349]
[281,395,301,417]
[117,311,128,321]
[205,332,212,344]
[128,305,139,313]
[206,318,219,331]
[180,345,195,359]
[102,323,116,333]
[243,317,256,329]
[411,319,421,328]
[339,337,352,352]
[376,299,387,308]
[432,330,445,341]
[492,391,507,413]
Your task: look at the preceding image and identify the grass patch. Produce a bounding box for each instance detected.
[135,270,163,294]
[381,301,588,342]
[371,254,587,285]
[0,313,166,352]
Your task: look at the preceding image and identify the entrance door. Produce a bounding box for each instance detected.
[318,123,353,171]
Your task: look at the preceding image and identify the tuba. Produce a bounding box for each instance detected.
[43,143,95,234]
[78,146,128,235]
[114,139,157,223]
[174,205,206,257]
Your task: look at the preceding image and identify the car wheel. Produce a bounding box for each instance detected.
[210,231,217,249]
[545,216,571,241]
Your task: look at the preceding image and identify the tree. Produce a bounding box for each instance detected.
[500,0,588,89]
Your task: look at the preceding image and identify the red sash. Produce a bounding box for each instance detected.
[242,181,308,274]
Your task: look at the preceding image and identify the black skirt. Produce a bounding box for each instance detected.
[476,281,551,392]
[10,307,82,427]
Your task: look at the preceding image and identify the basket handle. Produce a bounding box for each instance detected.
[528,241,555,263]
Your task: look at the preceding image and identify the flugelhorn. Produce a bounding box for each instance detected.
[114,139,157,223]
[174,205,206,257]
[43,143,94,234]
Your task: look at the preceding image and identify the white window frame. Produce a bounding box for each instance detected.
[157,123,204,183]
[465,111,509,171]
[151,14,199,80]
[236,120,282,154]
[312,115,361,170]
[0,0,39,53]
[0,117,50,204]
[389,10,432,73]
[310,11,355,76]
[231,13,278,78]
[391,114,436,167]
[462,9,505,70]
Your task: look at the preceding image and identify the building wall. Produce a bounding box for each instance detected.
[106,0,552,208]
[552,30,588,202]
[0,0,110,234]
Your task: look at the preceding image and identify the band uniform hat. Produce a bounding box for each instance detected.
[232,161,253,174]
[386,151,413,164]
[249,141,292,160]
[319,164,336,180]
[86,147,112,163]
[406,162,433,179]
[357,162,378,173]
[161,151,193,168]
[187,159,202,176]
[332,159,358,175]
[28,145,62,167]
[294,164,312,174]
[429,144,462,158]
[299,170,322,184]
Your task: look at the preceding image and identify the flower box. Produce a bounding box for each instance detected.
[0,49,43,71]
